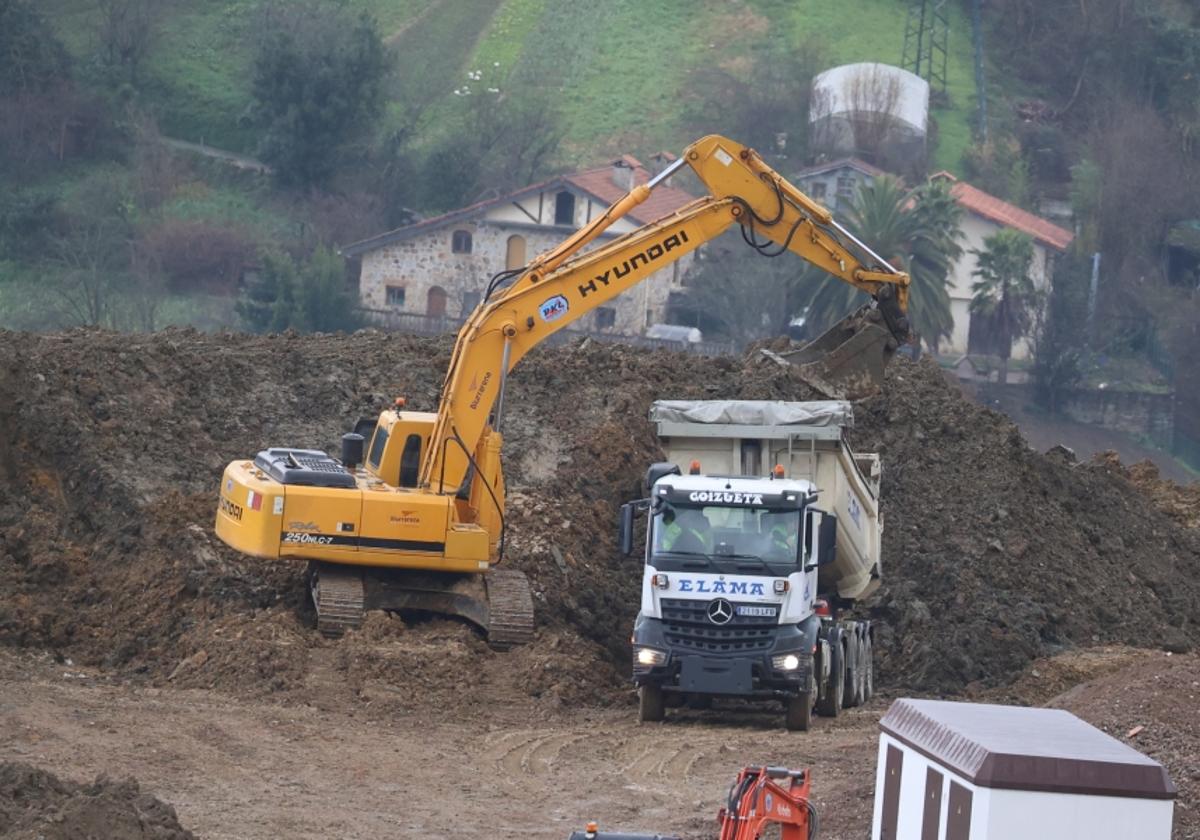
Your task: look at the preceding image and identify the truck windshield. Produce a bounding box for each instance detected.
[650,502,801,574]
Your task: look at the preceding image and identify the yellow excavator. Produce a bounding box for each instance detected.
[214,135,911,646]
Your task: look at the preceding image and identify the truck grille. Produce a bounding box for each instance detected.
[660,598,776,654]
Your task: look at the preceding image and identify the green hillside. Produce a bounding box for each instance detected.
[46,0,979,171]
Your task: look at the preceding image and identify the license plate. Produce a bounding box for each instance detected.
[736,605,777,617]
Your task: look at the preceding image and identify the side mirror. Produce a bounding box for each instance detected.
[804,508,838,568]
[819,512,837,567]
[618,502,636,556]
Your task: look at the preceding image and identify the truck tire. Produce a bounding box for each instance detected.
[638,684,665,723]
[785,691,813,732]
[863,633,874,702]
[851,632,867,706]
[843,631,862,709]
[815,637,844,717]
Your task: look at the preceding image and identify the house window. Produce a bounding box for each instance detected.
[836,175,855,199]
[506,234,526,270]
[596,307,616,329]
[555,191,575,226]
[451,229,473,254]
[385,286,406,307]
[462,290,482,315]
[810,181,827,200]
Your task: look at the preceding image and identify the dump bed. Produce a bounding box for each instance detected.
[649,400,882,601]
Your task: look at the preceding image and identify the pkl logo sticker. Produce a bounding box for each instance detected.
[538,295,569,322]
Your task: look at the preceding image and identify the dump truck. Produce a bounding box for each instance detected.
[620,400,882,730]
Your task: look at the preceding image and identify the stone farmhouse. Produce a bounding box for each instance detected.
[341,156,696,336]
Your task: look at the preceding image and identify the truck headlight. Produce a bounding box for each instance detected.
[635,647,667,667]
[771,652,804,671]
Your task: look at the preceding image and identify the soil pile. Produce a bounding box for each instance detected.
[1092,452,1200,530]
[0,762,195,839]
[1052,652,1200,840]
[0,328,1197,704]
[850,363,1200,690]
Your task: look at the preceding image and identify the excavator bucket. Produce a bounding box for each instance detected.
[771,306,900,400]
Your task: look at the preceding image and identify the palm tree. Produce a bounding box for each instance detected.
[969,228,1038,385]
[796,176,963,352]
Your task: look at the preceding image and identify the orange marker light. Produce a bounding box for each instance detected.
[773,464,785,478]
[394,397,406,409]
[689,459,701,475]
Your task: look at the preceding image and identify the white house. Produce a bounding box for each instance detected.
[932,172,1074,359]
[341,156,696,337]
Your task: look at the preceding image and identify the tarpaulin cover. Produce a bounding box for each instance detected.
[649,400,853,428]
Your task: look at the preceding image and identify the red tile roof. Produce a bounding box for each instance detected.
[564,155,695,225]
[341,156,695,257]
[932,172,1074,252]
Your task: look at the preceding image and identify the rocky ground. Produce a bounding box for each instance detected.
[0,328,1197,837]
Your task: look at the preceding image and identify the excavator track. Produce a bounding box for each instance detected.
[311,562,365,638]
[484,568,535,650]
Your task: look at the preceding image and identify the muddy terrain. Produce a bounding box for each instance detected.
[0,328,1198,837]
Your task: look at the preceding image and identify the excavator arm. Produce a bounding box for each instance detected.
[419,134,910,494]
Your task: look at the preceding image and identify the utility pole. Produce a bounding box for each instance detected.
[971,0,988,141]
[902,0,949,95]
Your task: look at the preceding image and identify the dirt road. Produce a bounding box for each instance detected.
[4,648,1198,838]
[0,650,879,839]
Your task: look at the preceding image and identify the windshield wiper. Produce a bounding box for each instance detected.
[653,550,711,568]
[724,554,771,572]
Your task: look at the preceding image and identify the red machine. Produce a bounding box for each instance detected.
[718,766,817,840]
[568,766,817,840]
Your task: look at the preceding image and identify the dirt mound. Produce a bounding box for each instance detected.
[0,328,1198,705]
[1051,652,1200,840]
[1092,452,1200,530]
[851,363,1200,690]
[0,762,195,839]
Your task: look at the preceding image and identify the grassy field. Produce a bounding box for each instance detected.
[44,0,982,172]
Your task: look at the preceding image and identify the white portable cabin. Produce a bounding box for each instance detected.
[872,698,1176,840]
[648,400,882,601]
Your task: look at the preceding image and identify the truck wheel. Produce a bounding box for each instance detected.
[638,684,665,723]
[785,690,813,732]
[863,634,874,702]
[843,633,861,709]
[851,633,867,706]
[815,638,844,717]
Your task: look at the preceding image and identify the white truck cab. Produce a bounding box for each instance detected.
[620,400,882,731]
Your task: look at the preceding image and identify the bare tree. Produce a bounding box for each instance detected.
[96,0,159,87]
[843,65,903,164]
[48,224,129,327]
[45,172,135,327]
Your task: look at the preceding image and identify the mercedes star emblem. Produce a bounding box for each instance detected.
[707,598,734,625]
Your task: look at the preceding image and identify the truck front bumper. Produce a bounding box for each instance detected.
[631,613,818,699]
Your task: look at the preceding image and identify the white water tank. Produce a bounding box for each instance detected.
[872,699,1175,840]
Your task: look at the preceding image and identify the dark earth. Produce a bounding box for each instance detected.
[0,328,1197,837]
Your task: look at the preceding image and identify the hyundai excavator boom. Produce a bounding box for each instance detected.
[213,135,910,644]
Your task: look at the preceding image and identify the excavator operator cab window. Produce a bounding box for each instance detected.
[399,434,421,488]
[368,425,389,470]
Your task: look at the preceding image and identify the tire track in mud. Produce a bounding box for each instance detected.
[479,720,778,789]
